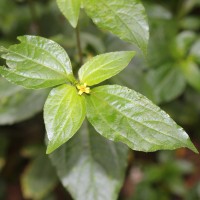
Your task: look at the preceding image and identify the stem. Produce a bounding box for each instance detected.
[75,25,83,66]
[28,0,40,34]
[28,0,37,22]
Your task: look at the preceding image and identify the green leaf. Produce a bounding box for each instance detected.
[0,0,27,35]
[190,39,200,64]
[107,52,156,103]
[179,59,200,91]
[145,3,172,20]
[0,77,49,125]
[0,76,22,97]
[172,31,197,59]
[147,18,178,68]
[83,0,149,55]
[178,0,199,18]
[113,62,186,105]
[180,16,200,31]
[0,36,75,89]
[56,0,81,28]
[44,84,86,154]
[49,121,128,200]
[80,33,106,53]
[146,63,186,104]
[86,85,198,153]
[21,154,58,199]
[78,51,135,86]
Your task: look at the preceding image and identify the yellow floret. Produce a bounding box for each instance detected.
[76,83,90,95]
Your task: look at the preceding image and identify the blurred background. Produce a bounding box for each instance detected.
[0,0,200,199]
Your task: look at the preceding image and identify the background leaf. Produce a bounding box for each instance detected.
[21,154,58,200]
[44,84,86,154]
[78,51,135,86]
[49,121,128,200]
[190,38,200,64]
[0,76,49,125]
[0,36,75,89]
[172,31,197,59]
[83,0,149,54]
[56,0,81,28]
[179,59,200,91]
[86,85,197,153]
[146,63,186,104]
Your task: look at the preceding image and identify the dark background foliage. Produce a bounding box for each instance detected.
[0,0,200,199]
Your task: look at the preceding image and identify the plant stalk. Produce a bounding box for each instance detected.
[75,25,83,66]
[28,0,40,34]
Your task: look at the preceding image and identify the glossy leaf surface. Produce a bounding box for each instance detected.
[21,154,58,199]
[49,121,128,200]
[78,51,135,86]
[86,85,197,153]
[84,0,149,54]
[0,77,49,125]
[0,36,75,89]
[44,84,86,154]
[56,0,81,28]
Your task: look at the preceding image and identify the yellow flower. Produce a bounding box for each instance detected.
[76,83,90,95]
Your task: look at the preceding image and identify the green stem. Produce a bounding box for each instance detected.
[28,0,40,34]
[28,0,37,22]
[75,25,83,66]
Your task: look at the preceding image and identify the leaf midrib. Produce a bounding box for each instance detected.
[93,88,171,121]
[91,92,189,147]
[21,41,72,75]
[80,54,125,81]
[97,0,140,47]
[6,49,69,79]
[50,86,74,133]
[89,95,158,146]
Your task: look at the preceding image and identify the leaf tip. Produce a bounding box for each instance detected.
[46,140,57,154]
[189,144,199,154]
[70,21,78,29]
[185,137,199,154]
[128,51,136,58]
[46,145,54,154]
[46,137,69,155]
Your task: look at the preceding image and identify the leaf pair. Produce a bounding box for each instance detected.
[0,35,197,154]
[44,53,135,153]
[56,0,149,54]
